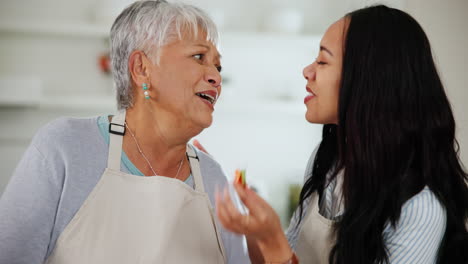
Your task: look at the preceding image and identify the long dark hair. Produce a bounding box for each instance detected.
[297,5,468,264]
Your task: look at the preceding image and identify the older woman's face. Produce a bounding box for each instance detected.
[149,30,222,129]
[303,19,347,125]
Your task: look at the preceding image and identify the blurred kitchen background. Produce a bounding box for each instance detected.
[0,0,467,226]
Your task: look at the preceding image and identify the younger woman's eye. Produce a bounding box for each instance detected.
[216,65,222,72]
[314,57,327,65]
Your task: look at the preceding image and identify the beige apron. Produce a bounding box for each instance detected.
[45,111,226,264]
[296,192,335,264]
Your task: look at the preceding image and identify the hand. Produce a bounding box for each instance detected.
[216,183,292,262]
[193,139,209,154]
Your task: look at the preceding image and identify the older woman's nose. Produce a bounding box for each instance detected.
[303,63,316,81]
[205,67,222,87]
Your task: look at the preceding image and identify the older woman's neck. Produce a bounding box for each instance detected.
[123,107,200,157]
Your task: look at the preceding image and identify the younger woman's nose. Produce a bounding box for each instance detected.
[303,63,316,81]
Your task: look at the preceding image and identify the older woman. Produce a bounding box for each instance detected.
[0,1,249,263]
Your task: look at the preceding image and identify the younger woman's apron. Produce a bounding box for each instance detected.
[295,192,336,263]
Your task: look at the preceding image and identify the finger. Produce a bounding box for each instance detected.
[215,185,221,207]
[215,186,230,222]
[193,139,209,154]
[223,188,250,232]
[217,188,247,234]
[216,189,234,227]
[223,187,241,218]
[233,183,270,218]
[217,199,233,228]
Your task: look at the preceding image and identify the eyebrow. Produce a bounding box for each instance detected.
[320,45,333,57]
[194,44,222,59]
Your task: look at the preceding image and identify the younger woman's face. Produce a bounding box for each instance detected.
[303,18,347,124]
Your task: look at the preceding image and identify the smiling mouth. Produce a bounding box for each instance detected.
[195,92,217,105]
[306,87,316,96]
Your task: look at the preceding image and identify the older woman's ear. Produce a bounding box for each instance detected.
[128,50,151,87]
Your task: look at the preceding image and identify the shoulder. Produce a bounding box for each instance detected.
[398,187,446,229]
[34,116,100,143]
[192,145,228,183]
[32,116,101,154]
[303,145,320,182]
[194,145,223,171]
[384,187,447,263]
[190,144,229,198]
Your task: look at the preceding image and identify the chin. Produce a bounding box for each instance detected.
[305,111,317,124]
[305,111,338,125]
[196,115,214,129]
[305,111,327,125]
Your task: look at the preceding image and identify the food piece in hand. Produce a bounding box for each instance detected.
[234,169,246,188]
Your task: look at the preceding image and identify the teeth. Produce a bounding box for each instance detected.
[196,93,216,104]
[203,93,215,101]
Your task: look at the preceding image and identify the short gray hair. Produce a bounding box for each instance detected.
[110,0,219,110]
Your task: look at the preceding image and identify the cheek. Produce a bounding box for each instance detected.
[326,73,341,122]
[161,72,198,96]
[310,70,341,123]
[331,71,341,109]
[319,70,340,99]
[180,68,205,93]
[330,81,340,106]
[321,66,341,98]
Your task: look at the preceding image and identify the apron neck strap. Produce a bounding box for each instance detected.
[107,111,206,192]
[186,145,205,192]
[107,110,126,170]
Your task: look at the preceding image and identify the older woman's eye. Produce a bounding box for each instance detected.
[193,54,204,60]
[216,66,222,72]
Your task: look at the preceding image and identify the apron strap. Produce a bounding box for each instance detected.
[107,111,205,193]
[186,145,227,261]
[186,145,205,192]
[107,110,126,170]
[186,145,225,260]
